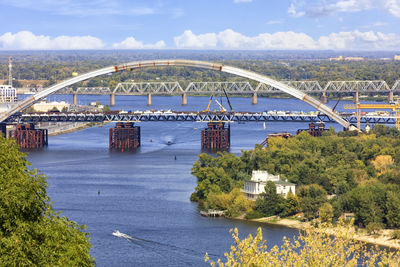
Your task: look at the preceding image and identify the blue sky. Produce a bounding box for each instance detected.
[0,0,400,50]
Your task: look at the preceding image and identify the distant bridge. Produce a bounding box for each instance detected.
[54,80,400,95]
[4,111,399,125]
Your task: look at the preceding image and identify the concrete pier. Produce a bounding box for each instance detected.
[320,92,328,104]
[389,90,394,102]
[252,93,257,105]
[353,91,359,103]
[110,93,115,107]
[181,93,187,106]
[73,93,77,105]
[147,93,151,106]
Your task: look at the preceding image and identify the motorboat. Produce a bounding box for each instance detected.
[112,230,124,237]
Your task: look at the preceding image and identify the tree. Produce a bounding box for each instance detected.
[0,136,94,265]
[206,220,400,266]
[385,191,400,228]
[254,181,283,217]
[279,191,299,217]
[298,184,327,220]
[319,202,334,223]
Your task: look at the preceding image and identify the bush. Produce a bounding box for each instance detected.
[366,222,383,236]
[390,230,400,240]
[245,210,264,220]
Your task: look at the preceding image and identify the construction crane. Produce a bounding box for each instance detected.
[215,99,227,112]
[344,101,400,131]
[222,88,233,112]
[202,95,214,113]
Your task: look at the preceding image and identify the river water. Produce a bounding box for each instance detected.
[26,95,349,266]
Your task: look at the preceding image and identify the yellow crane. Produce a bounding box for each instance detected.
[343,102,400,131]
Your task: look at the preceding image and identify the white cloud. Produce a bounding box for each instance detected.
[288,1,305,17]
[173,29,400,50]
[292,0,400,18]
[234,0,252,3]
[112,37,165,49]
[174,30,218,49]
[318,30,400,50]
[0,31,105,50]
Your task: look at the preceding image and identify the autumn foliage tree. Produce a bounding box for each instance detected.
[206,220,400,266]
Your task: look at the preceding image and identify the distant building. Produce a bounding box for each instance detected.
[242,170,296,200]
[394,55,400,61]
[329,56,343,61]
[344,57,364,61]
[32,100,70,112]
[0,85,17,103]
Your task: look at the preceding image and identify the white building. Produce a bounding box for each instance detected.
[32,100,70,112]
[243,170,296,200]
[0,85,17,103]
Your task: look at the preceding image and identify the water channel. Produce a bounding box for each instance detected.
[26,95,350,266]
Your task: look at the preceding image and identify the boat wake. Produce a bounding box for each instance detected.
[112,230,221,264]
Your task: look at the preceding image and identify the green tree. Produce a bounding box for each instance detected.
[255,181,283,216]
[298,184,327,220]
[385,191,400,228]
[319,202,334,223]
[0,136,94,265]
[279,191,299,217]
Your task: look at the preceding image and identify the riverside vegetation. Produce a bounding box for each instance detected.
[191,125,400,232]
[0,135,94,265]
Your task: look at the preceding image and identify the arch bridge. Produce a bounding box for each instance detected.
[0,59,350,129]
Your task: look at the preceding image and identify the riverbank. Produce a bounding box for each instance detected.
[37,122,105,136]
[249,216,400,249]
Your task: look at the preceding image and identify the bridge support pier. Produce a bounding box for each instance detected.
[201,122,230,151]
[320,92,328,104]
[252,93,257,105]
[110,93,115,106]
[6,123,48,149]
[73,93,77,105]
[147,93,152,106]
[181,93,187,106]
[353,91,359,103]
[109,122,140,151]
[389,90,394,102]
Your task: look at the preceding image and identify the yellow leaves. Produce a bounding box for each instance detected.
[372,155,394,175]
[206,219,400,266]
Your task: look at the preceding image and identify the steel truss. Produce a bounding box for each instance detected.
[5,111,398,125]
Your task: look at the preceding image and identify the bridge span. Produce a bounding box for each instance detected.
[4,111,398,125]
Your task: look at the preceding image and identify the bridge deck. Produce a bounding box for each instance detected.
[4,111,399,125]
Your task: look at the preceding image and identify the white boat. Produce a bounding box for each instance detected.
[263,122,266,130]
[112,230,124,237]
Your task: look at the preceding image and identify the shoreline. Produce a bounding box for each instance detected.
[234,216,400,250]
[46,122,105,136]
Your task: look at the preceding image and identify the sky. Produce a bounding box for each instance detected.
[0,0,400,50]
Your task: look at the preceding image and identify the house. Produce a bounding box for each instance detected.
[242,170,296,200]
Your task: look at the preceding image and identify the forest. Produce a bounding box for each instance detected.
[1,51,400,89]
[191,125,400,231]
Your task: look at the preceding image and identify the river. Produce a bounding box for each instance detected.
[26,95,349,266]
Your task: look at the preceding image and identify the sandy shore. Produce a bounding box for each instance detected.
[48,122,103,136]
[249,216,400,249]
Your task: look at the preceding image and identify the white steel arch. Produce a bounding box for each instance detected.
[0,59,350,128]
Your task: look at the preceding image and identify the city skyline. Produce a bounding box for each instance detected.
[0,0,400,50]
